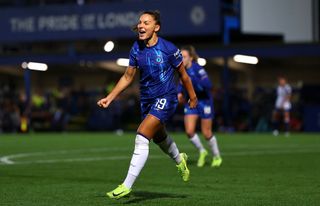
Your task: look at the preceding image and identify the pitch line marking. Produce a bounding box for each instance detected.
[0,146,319,165]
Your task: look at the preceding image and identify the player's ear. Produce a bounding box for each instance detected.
[155,24,160,33]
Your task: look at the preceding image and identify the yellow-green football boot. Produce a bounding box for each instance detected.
[176,153,190,182]
[106,184,131,199]
[211,156,223,168]
[197,150,208,167]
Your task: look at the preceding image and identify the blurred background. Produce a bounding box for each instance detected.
[0,0,319,134]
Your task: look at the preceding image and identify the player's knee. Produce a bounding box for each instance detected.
[186,130,195,138]
[153,134,167,144]
[202,129,212,139]
[152,127,167,143]
[136,127,153,140]
[284,113,290,122]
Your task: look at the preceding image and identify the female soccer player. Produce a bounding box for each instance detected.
[178,46,222,168]
[272,76,292,137]
[97,11,197,199]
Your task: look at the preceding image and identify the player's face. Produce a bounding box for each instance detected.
[181,50,192,68]
[137,14,160,40]
[278,78,286,86]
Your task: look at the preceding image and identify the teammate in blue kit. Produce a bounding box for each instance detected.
[178,46,222,168]
[97,11,197,199]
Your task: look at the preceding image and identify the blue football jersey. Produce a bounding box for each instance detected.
[179,62,212,100]
[129,37,183,100]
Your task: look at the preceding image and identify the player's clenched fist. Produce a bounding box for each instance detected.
[97,97,112,108]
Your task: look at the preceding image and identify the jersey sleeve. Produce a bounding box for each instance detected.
[195,65,213,89]
[168,47,183,68]
[129,46,138,68]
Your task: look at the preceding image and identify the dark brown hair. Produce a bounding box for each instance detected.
[132,10,161,33]
[278,75,287,80]
[141,10,161,27]
[181,45,199,61]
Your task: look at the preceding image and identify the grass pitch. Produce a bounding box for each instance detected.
[0,132,319,206]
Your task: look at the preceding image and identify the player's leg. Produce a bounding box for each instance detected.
[107,115,161,199]
[153,125,189,181]
[272,110,280,136]
[151,95,189,181]
[153,127,182,164]
[184,114,208,167]
[185,114,207,153]
[284,110,290,136]
[201,118,222,167]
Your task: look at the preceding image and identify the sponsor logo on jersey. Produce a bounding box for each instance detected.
[174,49,181,59]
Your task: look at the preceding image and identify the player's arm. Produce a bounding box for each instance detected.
[97,66,136,108]
[177,81,186,104]
[177,63,197,108]
[196,68,212,90]
[281,93,291,109]
[285,92,291,101]
[198,76,212,90]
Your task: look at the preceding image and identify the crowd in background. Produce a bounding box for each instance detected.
[0,78,304,134]
[0,80,139,133]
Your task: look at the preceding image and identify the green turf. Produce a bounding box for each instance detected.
[0,132,319,206]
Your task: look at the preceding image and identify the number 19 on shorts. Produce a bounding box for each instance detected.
[155,98,167,110]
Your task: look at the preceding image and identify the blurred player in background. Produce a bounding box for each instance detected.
[178,46,222,168]
[97,11,197,199]
[272,76,292,137]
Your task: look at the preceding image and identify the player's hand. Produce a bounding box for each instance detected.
[188,97,198,109]
[97,96,113,108]
[178,93,185,104]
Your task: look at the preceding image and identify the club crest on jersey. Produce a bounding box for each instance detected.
[155,56,163,64]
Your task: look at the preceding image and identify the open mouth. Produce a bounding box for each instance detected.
[138,30,146,35]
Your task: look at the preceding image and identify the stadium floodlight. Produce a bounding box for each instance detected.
[233,54,259,65]
[104,41,115,52]
[22,62,48,71]
[77,0,84,5]
[197,58,207,66]
[116,58,129,67]
[21,62,28,69]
